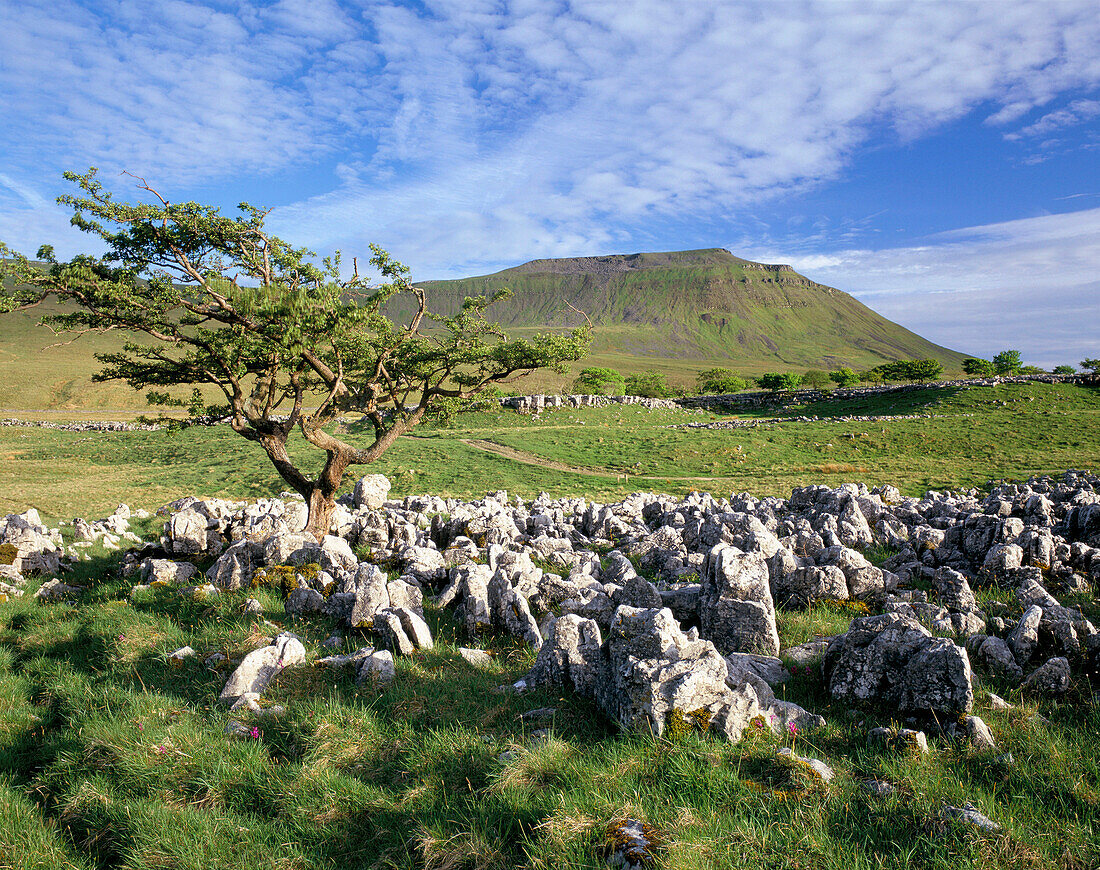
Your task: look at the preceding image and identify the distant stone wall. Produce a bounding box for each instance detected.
[675,373,1088,413]
[499,394,681,414]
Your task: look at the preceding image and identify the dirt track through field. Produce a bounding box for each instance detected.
[460,438,729,483]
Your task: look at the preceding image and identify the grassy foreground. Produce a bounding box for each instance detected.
[0,381,1099,869]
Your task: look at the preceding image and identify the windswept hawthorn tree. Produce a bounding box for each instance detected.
[0,169,590,540]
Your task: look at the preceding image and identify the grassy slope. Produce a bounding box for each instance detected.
[3,381,1098,526]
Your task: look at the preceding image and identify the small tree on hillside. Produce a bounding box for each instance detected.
[963,357,995,376]
[572,366,625,395]
[801,369,830,390]
[1081,358,1100,374]
[758,372,802,393]
[696,367,747,395]
[829,367,859,388]
[1052,365,1076,375]
[0,169,590,540]
[992,349,1022,375]
[624,370,670,398]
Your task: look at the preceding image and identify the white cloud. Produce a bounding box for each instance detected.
[1005,99,1100,140]
[743,208,1100,369]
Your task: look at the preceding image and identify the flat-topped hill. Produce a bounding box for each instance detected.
[411,248,966,370]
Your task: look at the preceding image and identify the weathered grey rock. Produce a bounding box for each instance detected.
[932,567,978,612]
[525,614,606,698]
[962,714,996,751]
[615,574,664,610]
[777,746,834,782]
[141,558,201,586]
[724,653,789,688]
[34,578,81,602]
[0,511,61,575]
[219,633,305,704]
[458,647,493,668]
[1021,656,1071,696]
[400,545,446,585]
[775,565,848,608]
[943,803,1000,833]
[353,474,392,510]
[72,517,95,542]
[392,606,434,650]
[699,545,780,656]
[347,564,390,629]
[783,639,832,667]
[823,613,973,716]
[598,606,759,739]
[356,649,396,685]
[318,535,358,579]
[206,541,255,591]
[262,531,315,566]
[974,635,1023,683]
[1007,605,1043,666]
[168,646,195,666]
[372,610,415,656]
[284,587,324,614]
[165,508,210,555]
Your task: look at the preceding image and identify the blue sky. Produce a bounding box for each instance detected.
[1,0,1098,368]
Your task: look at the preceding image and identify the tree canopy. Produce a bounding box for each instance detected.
[0,169,590,538]
[992,349,1022,375]
[695,367,747,395]
[572,366,625,395]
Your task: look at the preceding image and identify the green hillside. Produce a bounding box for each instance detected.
[411,248,967,371]
[0,249,968,414]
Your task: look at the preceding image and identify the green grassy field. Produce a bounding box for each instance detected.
[1,381,1098,869]
[2,380,1098,526]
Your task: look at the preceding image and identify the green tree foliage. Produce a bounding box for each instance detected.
[992,349,1023,375]
[866,358,943,383]
[572,366,625,395]
[1052,365,1076,375]
[962,357,996,376]
[695,367,747,394]
[1080,358,1100,374]
[829,367,859,388]
[1019,365,1044,375]
[800,369,830,390]
[624,370,670,398]
[758,372,802,392]
[0,169,590,539]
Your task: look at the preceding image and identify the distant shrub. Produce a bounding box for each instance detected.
[758,372,802,392]
[573,367,625,395]
[962,357,995,376]
[865,359,942,383]
[801,369,830,390]
[992,350,1022,375]
[829,367,859,388]
[625,371,671,398]
[1052,365,1076,375]
[1080,358,1100,374]
[696,367,747,394]
[1019,365,1044,375]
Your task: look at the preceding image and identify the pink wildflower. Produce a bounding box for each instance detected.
[249,726,261,740]
[788,722,798,736]
[155,744,167,754]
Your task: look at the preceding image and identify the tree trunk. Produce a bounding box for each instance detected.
[304,487,337,542]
